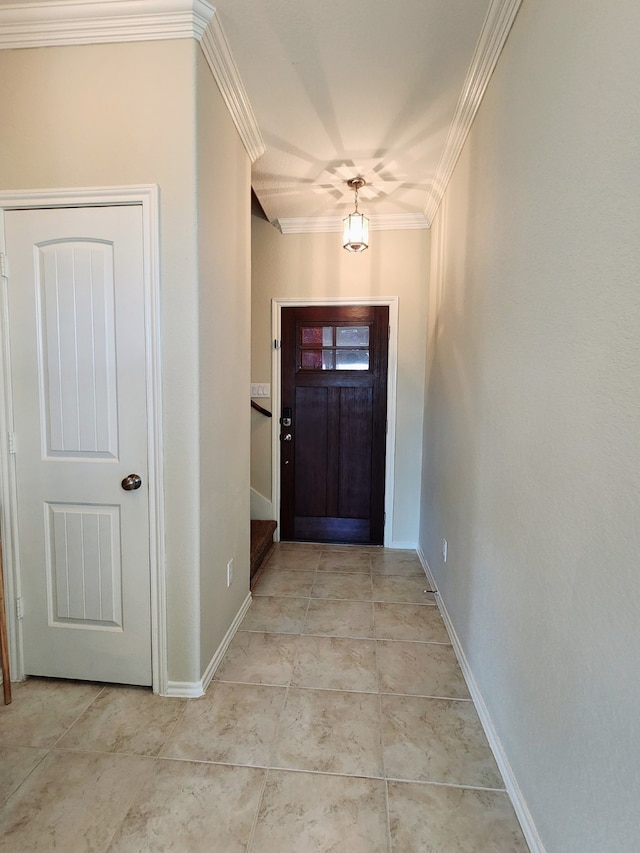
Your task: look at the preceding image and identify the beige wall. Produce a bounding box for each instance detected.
[420,1,640,850]
[196,49,251,670]
[251,219,430,546]
[0,38,251,686]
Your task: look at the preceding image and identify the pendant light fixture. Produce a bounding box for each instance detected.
[343,177,369,252]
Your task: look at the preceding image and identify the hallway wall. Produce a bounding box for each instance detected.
[419,1,640,851]
[251,222,430,547]
[0,38,252,688]
[196,48,252,673]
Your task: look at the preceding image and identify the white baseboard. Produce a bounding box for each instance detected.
[416,546,545,853]
[163,680,205,699]
[387,540,418,550]
[416,546,438,590]
[250,487,274,520]
[199,593,252,694]
[163,593,252,699]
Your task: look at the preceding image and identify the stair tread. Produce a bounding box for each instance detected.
[250,519,277,581]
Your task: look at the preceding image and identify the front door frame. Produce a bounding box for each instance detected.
[272,296,399,546]
[0,185,167,693]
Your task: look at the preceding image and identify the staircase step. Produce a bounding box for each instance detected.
[250,519,277,583]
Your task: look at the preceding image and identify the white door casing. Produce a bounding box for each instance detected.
[0,189,165,689]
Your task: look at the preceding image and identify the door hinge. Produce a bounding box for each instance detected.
[8,432,15,454]
[274,339,281,350]
[388,325,391,340]
[0,253,7,279]
[16,597,24,619]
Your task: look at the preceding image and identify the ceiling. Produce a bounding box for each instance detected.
[0,0,521,233]
[212,0,504,232]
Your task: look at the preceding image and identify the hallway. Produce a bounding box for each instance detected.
[0,544,527,851]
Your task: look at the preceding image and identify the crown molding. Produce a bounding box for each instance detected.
[274,213,429,235]
[0,0,265,165]
[0,0,214,48]
[423,0,523,225]
[200,12,266,164]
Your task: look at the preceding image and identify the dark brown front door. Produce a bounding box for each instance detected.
[280,305,389,544]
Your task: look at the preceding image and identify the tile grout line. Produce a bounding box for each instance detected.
[383,775,508,793]
[153,695,190,758]
[210,676,473,702]
[0,681,109,812]
[100,758,161,853]
[243,577,312,852]
[254,594,438,607]
[264,589,308,775]
[124,752,508,793]
[0,746,50,810]
[243,766,271,853]
[373,604,394,853]
[241,625,448,643]
[48,682,108,752]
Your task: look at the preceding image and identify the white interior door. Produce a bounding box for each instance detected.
[4,205,152,685]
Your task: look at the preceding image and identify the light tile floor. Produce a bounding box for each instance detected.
[0,544,529,852]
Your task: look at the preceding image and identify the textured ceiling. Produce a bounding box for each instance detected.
[213,0,493,229]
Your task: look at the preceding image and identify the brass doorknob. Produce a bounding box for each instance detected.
[121,474,142,491]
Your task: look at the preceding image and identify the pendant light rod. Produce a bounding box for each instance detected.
[347,177,365,209]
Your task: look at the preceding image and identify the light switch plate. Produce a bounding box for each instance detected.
[251,383,271,398]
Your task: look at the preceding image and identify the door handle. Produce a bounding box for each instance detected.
[282,433,293,441]
[121,474,142,491]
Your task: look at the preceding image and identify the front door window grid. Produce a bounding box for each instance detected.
[299,325,370,371]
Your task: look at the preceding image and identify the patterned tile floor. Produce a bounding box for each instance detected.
[0,544,529,851]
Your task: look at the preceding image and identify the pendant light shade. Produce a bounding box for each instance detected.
[343,178,369,252]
